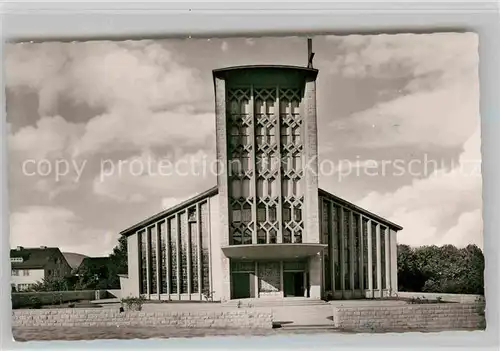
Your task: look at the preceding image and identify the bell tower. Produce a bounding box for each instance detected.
[212,40,322,300]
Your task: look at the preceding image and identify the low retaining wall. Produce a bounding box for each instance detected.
[395,292,484,303]
[12,290,107,309]
[12,308,273,329]
[333,303,486,332]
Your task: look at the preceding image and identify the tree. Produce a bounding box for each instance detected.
[397,244,484,295]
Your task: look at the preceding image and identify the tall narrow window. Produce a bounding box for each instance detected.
[362,218,369,290]
[200,202,210,294]
[353,214,360,290]
[333,205,341,290]
[380,226,386,290]
[189,208,199,294]
[149,225,157,295]
[343,209,350,289]
[139,230,147,295]
[371,222,378,290]
[179,212,188,294]
[168,217,178,294]
[159,221,167,294]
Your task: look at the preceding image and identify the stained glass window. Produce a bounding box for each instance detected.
[353,214,360,290]
[159,221,167,294]
[139,230,147,295]
[362,218,369,289]
[371,222,378,290]
[343,209,350,289]
[179,212,188,294]
[168,217,178,294]
[149,225,157,295]
[200,202,210,294]
[333,205,341,290]
[189,220,199,293]
[380,226,386,290]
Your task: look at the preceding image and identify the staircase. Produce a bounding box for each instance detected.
[223,297,328,307]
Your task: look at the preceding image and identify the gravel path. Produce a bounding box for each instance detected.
[12,326,337,341]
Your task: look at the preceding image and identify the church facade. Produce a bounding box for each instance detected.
[119,64,402,301]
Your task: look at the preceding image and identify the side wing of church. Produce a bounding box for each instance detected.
[119,63,403,302]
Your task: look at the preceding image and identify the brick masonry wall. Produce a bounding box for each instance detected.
[333,303,486,332]
[12,290,106,309]
[12,309,273,329]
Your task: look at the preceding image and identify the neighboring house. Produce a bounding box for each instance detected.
[10,246,72,292]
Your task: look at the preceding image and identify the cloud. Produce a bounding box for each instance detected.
[5,41,206,114]
[10,206,117,256]
[327,32,478,89]
[162,193,199,210]
[8,115,84,160]
[93,149,216,203]
[327,32,479,150]
[358,127,482,249]
[331,83,479,149]
[73,107,214,157]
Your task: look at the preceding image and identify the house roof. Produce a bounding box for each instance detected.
[120,185,403,236]
[10,247,64,269]
[62,252,88,270]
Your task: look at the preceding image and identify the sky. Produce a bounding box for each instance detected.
[5,33,482,256]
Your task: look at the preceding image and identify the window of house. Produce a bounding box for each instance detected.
[23,270,30,276]
[11,269,19,276]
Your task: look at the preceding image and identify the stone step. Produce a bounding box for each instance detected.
[224,298,328,307]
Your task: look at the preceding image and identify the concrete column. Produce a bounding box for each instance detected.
[367,220,373,297]
[165,220,171,300]
[349,211,355,291]
[308,254,322,299]
[186,210,192,298]
[254,262,259,298]
[376,224,382,296]
[390,229,398,295]
[214,76,231,301]
[385,227,391,293]
[156,222,161,299]
[127,233,140,297]
[196,203,202,300]
[176,214,181,300]
[303,79,320,245]
[145,229,151,297]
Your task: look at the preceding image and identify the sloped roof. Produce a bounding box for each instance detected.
[62,252,88,270]
[10,247,63,269]
[120,186,403,236]
[77,257,111,271]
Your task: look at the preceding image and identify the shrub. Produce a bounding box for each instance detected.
[28,295,42,309]
[121,296,146,311]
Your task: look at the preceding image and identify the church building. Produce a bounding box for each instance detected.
[119,45,402,301]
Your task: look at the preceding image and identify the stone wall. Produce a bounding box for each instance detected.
[333,303,486,332]
[11,290,106,309]
[12,308,273,329]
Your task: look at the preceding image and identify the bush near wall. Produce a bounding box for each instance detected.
[11,290,107,309]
